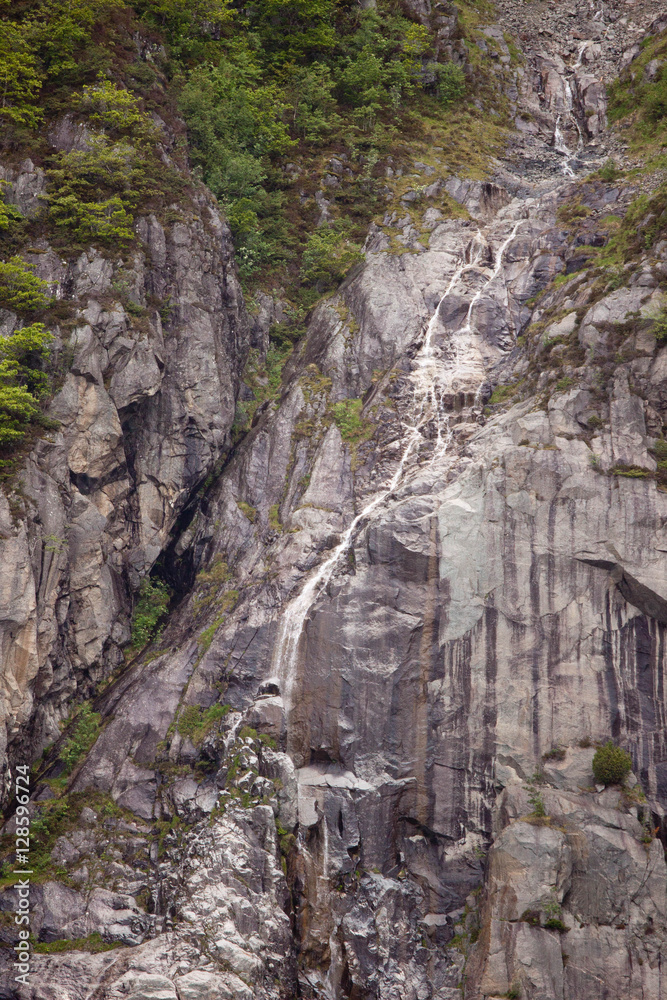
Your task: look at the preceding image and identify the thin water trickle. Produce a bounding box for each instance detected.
[272,218,524,719]
[554,116,576,178]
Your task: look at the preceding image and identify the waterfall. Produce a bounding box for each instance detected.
[554,115,576,178]
[271,218,524,722]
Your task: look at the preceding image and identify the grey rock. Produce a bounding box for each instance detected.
[4,5,667,999]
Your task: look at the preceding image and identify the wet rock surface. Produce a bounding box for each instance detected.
[2,2,667,1000]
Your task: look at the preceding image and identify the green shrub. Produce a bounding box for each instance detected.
[131,577,171,648]
[0,22,44,128]
[0,322,54,447]
[176,703,229,745]
[436,61,466,108]
[289,63,340,143]
[0,185,24,236]
[592,741,632,786]
[332,398,372,444]
[652,307,667,345]
[544,918,568,932]
[60,703,101,774]
[0,258,49,312]
[300,226,363,290]
[610,464,649,478]
[79,77,158,140]
[597,159,619,182]
[542,746,566,762]
[524,773,547,818]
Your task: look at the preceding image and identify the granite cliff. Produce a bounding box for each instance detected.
[1,0,667,998]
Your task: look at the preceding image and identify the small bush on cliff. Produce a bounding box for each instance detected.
[300,225,363,291]
[524,773,547,818]
[435,61,466,108]
[176,703,229,745]
[592,741,632,786]
[60,704,102,774]
[131,577,171,648]
[332,398,373,445]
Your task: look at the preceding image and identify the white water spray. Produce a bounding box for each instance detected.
[272,219,523,719]
[554,115,576,178]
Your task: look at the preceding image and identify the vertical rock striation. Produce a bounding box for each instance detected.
[2,2,667,999]
[0,159,248,788]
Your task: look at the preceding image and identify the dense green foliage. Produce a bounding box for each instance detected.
[300,224,364,291]
[592,741,633,786]
[46,80,163,246]
[0,0,503,458]
[332,397,372,444]
[174,3,459,282]
[0,322,54,446]
[0,256,54,451]
[0,256,49,310]
[131,576,171,647]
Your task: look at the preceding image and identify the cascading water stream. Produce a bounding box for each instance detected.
[553,41,590,177]
[271,218,523,720]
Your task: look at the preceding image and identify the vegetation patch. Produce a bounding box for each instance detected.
[176,703,230,746]
[542,746,566,762]
[33,932,123,954]
[60,703,102,775]
[524,773,547,820]
[610,464,650,478]
[332,398,373,445]
[237,501,257,523]
[592,741,632,786]
[0,321,55,449]
[608,27,667,168]
[130,577,171,648]
[487,383,516,405]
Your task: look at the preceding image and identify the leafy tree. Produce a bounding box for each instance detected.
[0,21,44,127]
[0,257,49,311]
[288,62,340,142]
[179,51,294,198]
[27,0,125,83]
[131,577,171,648]
[79,77,158,140]
[436,61,466,107]
[47,136,146,245]
[0,322,53,446]
[0,184,23,233]
[242,0,337,65]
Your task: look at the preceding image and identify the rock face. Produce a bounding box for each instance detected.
[0,162,248,784]
[466,762,667,1000]
[2,2,667,1000]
